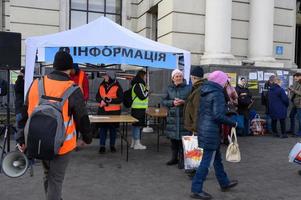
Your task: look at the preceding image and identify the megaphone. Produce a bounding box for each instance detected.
[1,151,29,178]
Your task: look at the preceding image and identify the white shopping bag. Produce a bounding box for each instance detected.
[182,135,203,170]
[288,142,301,164]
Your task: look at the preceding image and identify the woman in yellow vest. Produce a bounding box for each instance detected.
[131,70,148,149]
[96,71,123,153]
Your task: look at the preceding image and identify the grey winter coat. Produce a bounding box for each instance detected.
[162,81,191,140]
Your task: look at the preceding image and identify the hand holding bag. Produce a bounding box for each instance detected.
[226,128,241,163]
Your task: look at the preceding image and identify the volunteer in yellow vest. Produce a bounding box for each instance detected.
[130,70,148,150]
[16,51,92,200]
[96,70,123,153]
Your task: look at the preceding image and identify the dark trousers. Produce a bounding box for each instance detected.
[271,119,286,137]
[289,107,297,134]
[99,124,117,147]
[191,148,230,193]
[42,153,70,200]
[170,139,184,167]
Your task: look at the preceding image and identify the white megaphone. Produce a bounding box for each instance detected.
[1,151,29,178]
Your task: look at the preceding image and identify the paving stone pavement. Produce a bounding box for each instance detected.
[1,133,301,200]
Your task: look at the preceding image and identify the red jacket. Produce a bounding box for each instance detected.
[70,70,89,101]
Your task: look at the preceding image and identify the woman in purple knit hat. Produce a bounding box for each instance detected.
[191,71,239,200]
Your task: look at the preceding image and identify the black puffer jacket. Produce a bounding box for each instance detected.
[198,81,236,150]
[131,76,148,127]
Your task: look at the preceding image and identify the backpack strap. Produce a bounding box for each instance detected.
[58,84,80,108]
[38,78,47,104]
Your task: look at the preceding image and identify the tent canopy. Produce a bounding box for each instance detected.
[25,17,191,92]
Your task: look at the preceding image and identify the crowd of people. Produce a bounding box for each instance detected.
[11,49,301,200]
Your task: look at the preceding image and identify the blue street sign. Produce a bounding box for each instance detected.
[276,46,284,55]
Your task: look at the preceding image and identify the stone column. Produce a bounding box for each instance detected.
[248,0,275,62]
[201,0,238,65]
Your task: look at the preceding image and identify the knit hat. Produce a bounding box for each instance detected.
[208,71,229,87]
[171,69,183,79]
[190,67,204,78]
[53,51,73,71]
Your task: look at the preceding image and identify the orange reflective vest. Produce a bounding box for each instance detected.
[78,70,84,94]
[98,84,121,112]
[27,76,77,155]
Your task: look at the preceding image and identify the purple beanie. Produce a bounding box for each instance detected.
[208,71,228,87]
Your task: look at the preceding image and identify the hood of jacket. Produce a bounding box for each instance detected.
[201,81,223,96]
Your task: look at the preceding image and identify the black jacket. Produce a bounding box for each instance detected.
[16,70,92,145]
[130,76,148,127]
[14,75,25,114]
[235,85,252,114]
[95,78,123,115]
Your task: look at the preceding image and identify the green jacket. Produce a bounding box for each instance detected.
[183,79,205,132]
[292,81,301,108]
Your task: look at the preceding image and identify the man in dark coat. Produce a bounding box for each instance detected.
[268,77,289,138]
[288,73,301,136]
[184,66,205,133]
[191,71,238,200]
[14,68,25,129]
[261,75,275,134]
[235,77,253,136]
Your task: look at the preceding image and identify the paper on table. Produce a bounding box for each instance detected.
[89,115,110,119]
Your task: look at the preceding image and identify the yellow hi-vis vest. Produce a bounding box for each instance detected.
[131,83,148,109]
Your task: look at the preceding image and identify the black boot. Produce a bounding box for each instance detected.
[178,146,184,169]
[166,139,178,165]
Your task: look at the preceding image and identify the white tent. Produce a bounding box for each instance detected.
[25,17,191,93]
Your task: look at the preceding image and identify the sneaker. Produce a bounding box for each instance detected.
[110,146,117,153]
[298,170,301,176]
[99,147,106,154]
[221,180,238,192]
[190,191,212,199]
[133,140,147,150]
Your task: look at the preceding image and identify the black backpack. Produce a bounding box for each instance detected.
[25,78,78,160]
[123,85,137,108]
[0,79,8,96]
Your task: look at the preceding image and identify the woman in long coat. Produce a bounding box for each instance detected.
[268,77,289,138]
[163,69,191,169]
[191,71,238,199]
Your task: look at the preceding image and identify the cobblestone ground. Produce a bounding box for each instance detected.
[1,133,301,200]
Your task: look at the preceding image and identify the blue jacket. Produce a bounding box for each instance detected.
[198,81,236,150]
[163,81,191,140]
[268,84,289,119]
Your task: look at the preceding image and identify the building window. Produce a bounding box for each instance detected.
[69,0,122,29]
